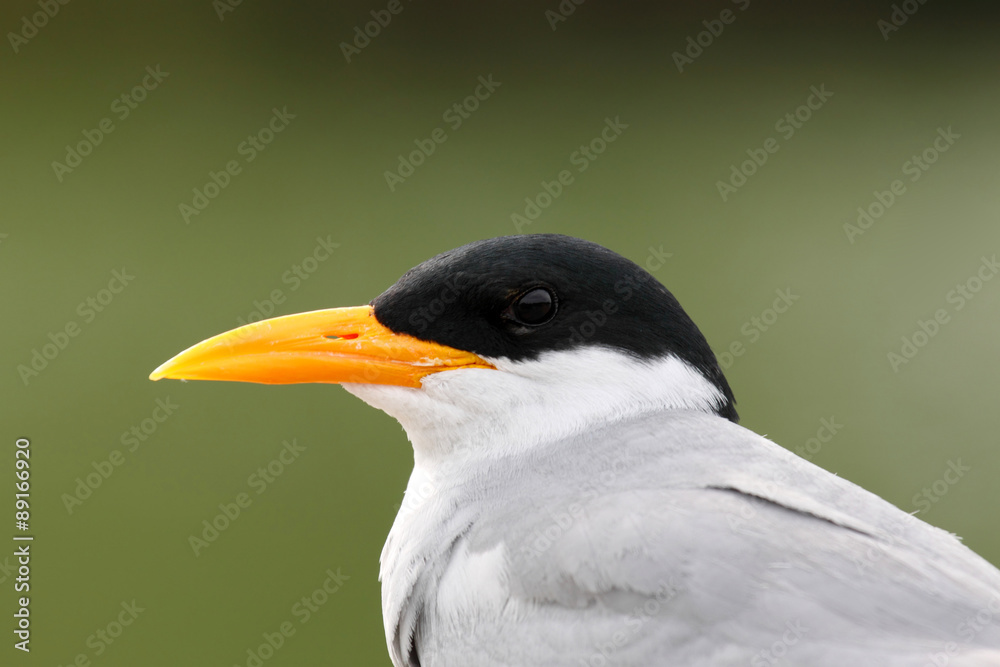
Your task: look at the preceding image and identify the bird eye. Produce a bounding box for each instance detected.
[507,288,556,326]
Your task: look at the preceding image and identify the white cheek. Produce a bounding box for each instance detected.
[341,383,421,419]
[343,349,724,468]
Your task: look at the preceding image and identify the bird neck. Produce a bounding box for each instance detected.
[344,348,728,469]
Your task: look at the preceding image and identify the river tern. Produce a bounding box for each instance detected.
[151,234,1000,666]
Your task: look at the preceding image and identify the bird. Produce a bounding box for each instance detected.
[151,233,1000,666]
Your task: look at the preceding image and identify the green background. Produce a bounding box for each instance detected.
[3,1,999,665]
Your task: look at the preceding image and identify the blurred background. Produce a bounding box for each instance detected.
[3,0,999,664]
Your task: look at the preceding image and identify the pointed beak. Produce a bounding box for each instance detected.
[149,305,494,388]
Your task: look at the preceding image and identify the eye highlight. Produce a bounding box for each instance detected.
[505,287,557,326]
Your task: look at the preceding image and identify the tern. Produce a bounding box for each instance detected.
[151,234,1000,666]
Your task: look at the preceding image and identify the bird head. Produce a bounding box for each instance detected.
[151,234,736,462]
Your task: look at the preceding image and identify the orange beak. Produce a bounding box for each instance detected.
[149,305,494,388]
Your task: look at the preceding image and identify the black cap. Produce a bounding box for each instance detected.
[372,234,737,422]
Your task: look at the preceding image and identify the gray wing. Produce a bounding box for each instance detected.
[414,411,1000,666]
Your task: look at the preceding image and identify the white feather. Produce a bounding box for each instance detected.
[344,349,1000,667]
[344,347,725,466]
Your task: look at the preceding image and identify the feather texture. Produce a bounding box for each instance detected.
[380,409,1000,666]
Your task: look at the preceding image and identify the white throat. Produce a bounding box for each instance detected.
[343,347,725,468]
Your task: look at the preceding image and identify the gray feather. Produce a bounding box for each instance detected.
[381,410,1000,667]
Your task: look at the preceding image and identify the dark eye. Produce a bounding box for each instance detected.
[506,288,556,326]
